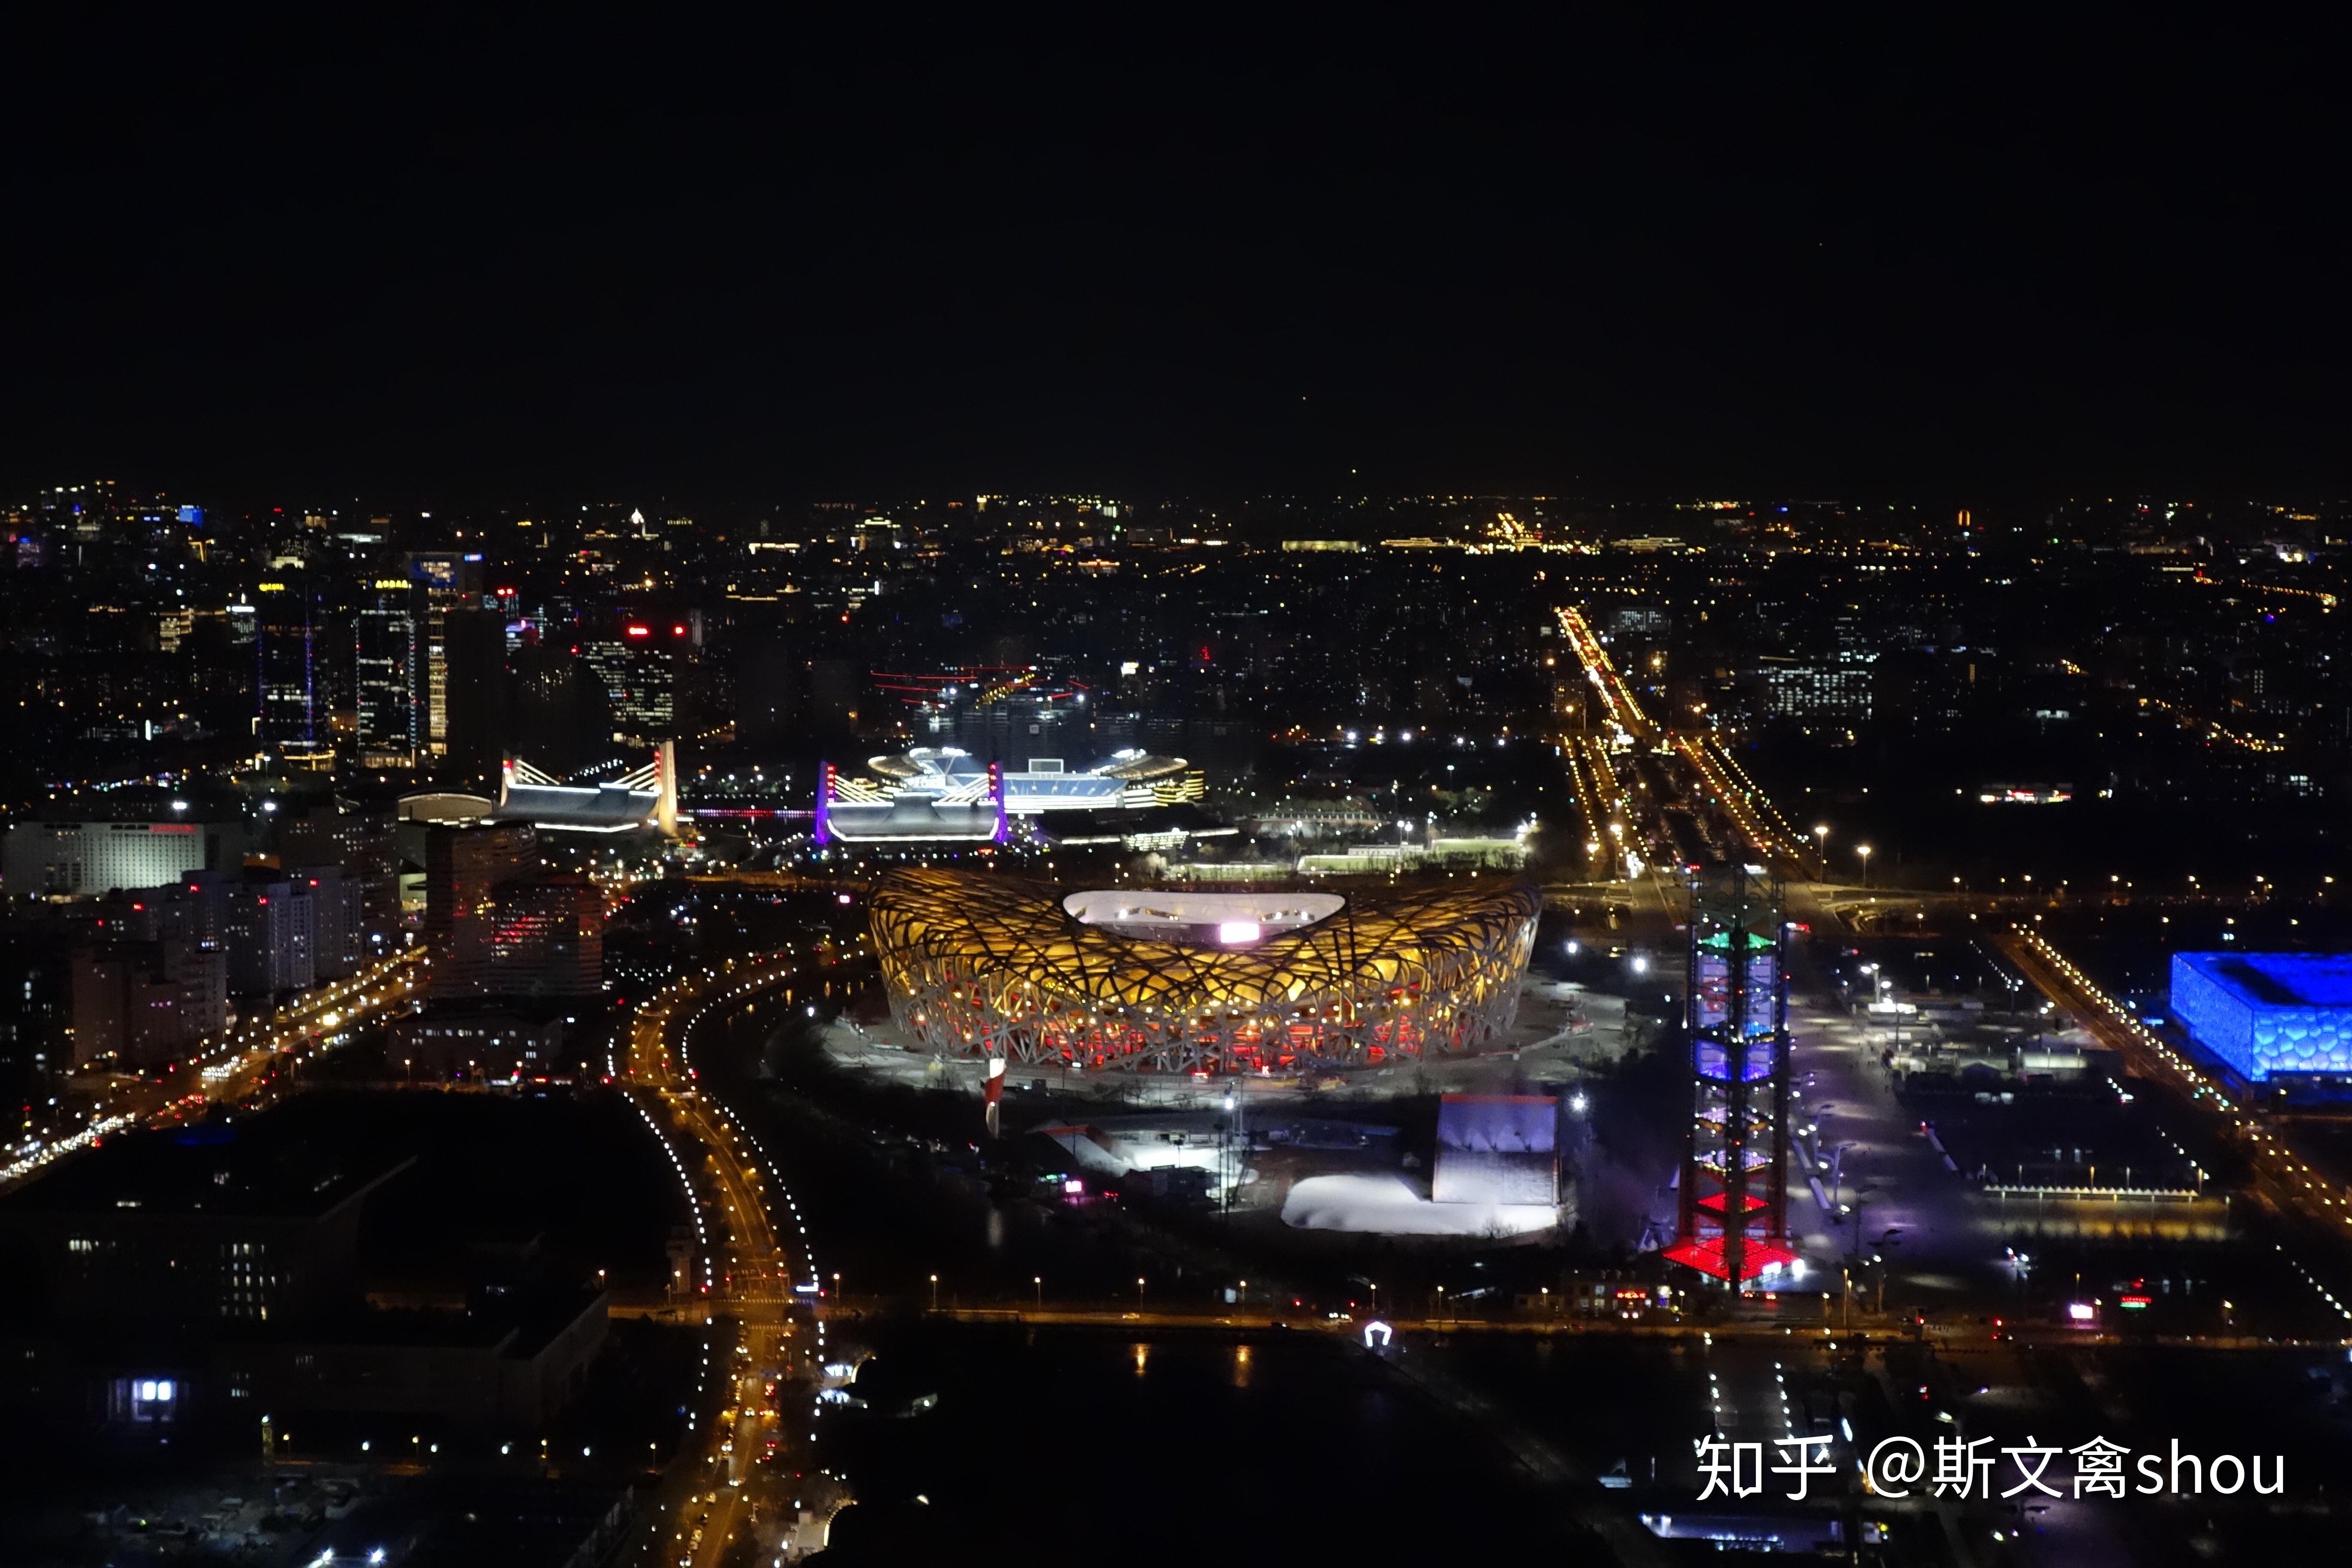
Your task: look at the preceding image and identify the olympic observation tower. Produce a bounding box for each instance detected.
[1664,864,1800,1286]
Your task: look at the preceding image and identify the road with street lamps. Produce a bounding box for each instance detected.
[621,954,836,1567]
[0,945,428,1194]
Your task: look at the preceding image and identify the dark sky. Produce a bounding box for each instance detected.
[6,12,2349,502]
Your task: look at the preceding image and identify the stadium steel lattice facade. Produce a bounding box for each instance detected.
[869,869,1541,1073]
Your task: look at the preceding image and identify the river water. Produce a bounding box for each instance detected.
[810,1318,1582,1565]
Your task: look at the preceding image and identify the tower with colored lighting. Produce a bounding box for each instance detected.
[1664,866,1798,1285]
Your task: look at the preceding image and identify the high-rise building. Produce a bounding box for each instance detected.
[469,875,601,998]
[441,606,511,775]
[424,825,536,948]
[220,882,315,998]
[68,937,225,1070]
[424,826,597,1000]
[735,640,805,745]
[583,619,683,741]
[426,825,536,1000]
[159,934,230,1039]
[0,933,72,1097]
[355,591,420,765]
[256,572,327,759]
[404,551,485,757]
[1758,654,1875,726]
[291,866,363,980]
[67,947,130,1069]
[278,804,400,962]
[509,643,614,771]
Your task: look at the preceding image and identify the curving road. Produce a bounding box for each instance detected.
[622,954,833,1567]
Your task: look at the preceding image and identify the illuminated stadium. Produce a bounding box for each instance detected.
[869,869,1541,1073]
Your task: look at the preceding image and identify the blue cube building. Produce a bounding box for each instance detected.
[2169,951,2352,1081]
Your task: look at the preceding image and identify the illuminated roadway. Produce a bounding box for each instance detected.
[1673,732,1810,867]
[0,945,428,1193]
[623,954,830,1568]
[1555,605,1655,740]
[1553,601,1810,904]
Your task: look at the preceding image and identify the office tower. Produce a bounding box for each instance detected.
[403,551,484,756]
[355,591,420,765]
[441,606,511,776]
[424,824,536,989]
[256,572,326,759]
[582,619,682,741]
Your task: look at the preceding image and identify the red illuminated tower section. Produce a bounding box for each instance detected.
[1664,866,1799,1286]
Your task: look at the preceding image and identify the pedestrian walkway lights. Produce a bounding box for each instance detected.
[1665,866,1800,1285]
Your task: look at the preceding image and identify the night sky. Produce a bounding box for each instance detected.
[7,12,2349,502]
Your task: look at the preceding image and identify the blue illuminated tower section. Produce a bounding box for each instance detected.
[1666,866,1798,1285]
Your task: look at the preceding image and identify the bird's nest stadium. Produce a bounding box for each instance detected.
[868,869,1542,1073]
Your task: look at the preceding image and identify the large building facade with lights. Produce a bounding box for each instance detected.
[868,869,1540,1073]
[816,747,1200,844]
[2171,951,2352,1081]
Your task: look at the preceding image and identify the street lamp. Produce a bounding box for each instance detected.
[1812,824,1829,876]
[929,1273,939,1312]
[1856,843,1873,889]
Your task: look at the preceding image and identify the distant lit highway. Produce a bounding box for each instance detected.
[0,945,427,1193]
[1673,733,1810,867]
[1555,605,1655,739]
[622,955,827,1568]
[1561,732,1639,879]
[1554,601,1809,882]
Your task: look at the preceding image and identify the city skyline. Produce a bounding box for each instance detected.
[11,15,2352,1568]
